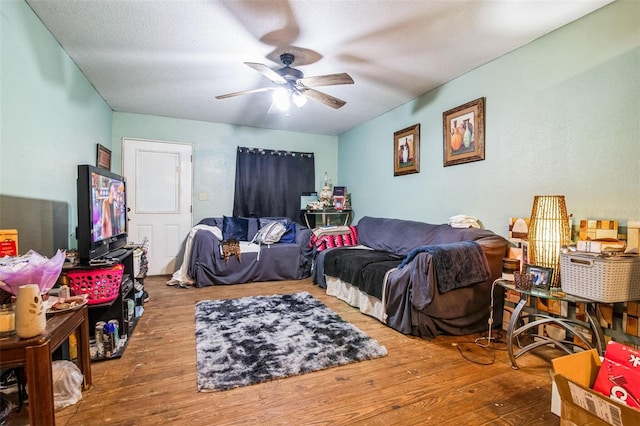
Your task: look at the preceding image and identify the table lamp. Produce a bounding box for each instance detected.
[528,195,571,289]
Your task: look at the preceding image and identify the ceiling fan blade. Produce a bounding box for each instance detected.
[299,73,354,88]
[244,62,287,84]
[267,101,279,115]
[303,88,347,109]
[215,87,274,100]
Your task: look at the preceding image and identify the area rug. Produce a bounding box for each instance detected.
[195,291,388,392]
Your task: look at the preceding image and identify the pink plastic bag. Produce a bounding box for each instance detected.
[0,249,65,295]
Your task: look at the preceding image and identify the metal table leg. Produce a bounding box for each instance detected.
[506,294,528,370]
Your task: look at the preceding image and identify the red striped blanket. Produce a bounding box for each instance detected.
[309,226,358,252]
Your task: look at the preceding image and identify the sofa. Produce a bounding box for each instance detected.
[184,216,313,287]
[315,216,508,338]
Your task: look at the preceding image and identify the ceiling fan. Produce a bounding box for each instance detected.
[215,53,354,110]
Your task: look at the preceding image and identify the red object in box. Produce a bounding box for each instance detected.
[0,229,18,257]
[603,340,640,369]
[593,341,640,409]
[0,241,17,257]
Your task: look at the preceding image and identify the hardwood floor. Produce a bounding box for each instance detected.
[6,276,561,425]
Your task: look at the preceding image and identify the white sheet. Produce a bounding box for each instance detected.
[168,224,222,285]
[325,275,388,324]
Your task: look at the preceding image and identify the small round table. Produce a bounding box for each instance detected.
[494,279,605,369]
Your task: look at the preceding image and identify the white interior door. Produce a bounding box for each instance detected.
[123,138,192,275]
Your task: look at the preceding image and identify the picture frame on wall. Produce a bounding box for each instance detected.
[524,264,554,291]
[393,123,420,176]
[442,97,485,167]
[97,144,112,171]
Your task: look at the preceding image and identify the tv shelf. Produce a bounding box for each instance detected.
[62,247,146,361]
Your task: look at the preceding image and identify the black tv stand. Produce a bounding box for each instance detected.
[89,248,129,264]
[107,248,128,259]
[63,248,146,361]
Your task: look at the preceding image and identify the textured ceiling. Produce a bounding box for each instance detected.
[26,0,611,135]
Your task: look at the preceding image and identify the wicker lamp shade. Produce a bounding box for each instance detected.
[528,195,571,288]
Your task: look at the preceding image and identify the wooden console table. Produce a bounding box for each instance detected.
[0,305,92,425]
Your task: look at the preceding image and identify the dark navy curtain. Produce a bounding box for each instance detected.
[233,147,315,221]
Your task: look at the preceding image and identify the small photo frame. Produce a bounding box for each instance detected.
[394,124,420,176]
[97,144,112,170]
[521,241,529,267]
[443,97,485,167]
[333,195,345,210]
[524,264,554,291]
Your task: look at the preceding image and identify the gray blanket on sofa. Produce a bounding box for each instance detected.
[398,241,490,293]
[346,217,506,336]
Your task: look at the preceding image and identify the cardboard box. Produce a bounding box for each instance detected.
[577,240,626,254]
[552,349,640,425]
[551,377,562,416]
[580,219,619,241]
[627,221,640,252]
[0,229,18,256]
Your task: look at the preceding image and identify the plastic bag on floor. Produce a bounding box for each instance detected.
[52,360,84,410]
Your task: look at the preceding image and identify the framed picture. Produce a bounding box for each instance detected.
[442,97,485,167]
[393,124,420,176]
[97,144,112,170]
[524,264,553,291]
[333,195,345,210]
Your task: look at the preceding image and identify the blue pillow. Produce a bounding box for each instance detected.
[222,216,249,241]
[259,217,289,228]
[279,221,296,244]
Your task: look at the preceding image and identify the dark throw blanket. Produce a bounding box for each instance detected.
[324,248,403,299]
[398,241,490,293]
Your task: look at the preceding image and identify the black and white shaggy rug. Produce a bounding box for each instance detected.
[195,291,388,392]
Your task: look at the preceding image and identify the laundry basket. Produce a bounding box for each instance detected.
[66,264,124,305]
[560,253,640,303]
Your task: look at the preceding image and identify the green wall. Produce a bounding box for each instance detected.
[337,0,640,236]
[112,112,338,224]
[0,0,113,250]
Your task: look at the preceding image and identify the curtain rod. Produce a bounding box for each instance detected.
[237,146,314,157]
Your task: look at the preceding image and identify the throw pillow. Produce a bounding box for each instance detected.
[251,220,287,245]
[222,216,249,241]
[279,221,296,244]
[259,217,289,228]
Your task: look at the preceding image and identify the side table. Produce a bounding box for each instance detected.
[0,305,92,425]
[494,280,605,370]
[303,210,352,228]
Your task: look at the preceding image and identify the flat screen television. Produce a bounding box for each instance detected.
[77,164,128,264]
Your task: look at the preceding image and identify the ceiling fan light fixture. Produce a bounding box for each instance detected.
[273,87,290,111]
[292,91,307,108]
[217,53,352,112]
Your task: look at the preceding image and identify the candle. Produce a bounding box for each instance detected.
[502,258,521,281]
[0,304,16,337]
